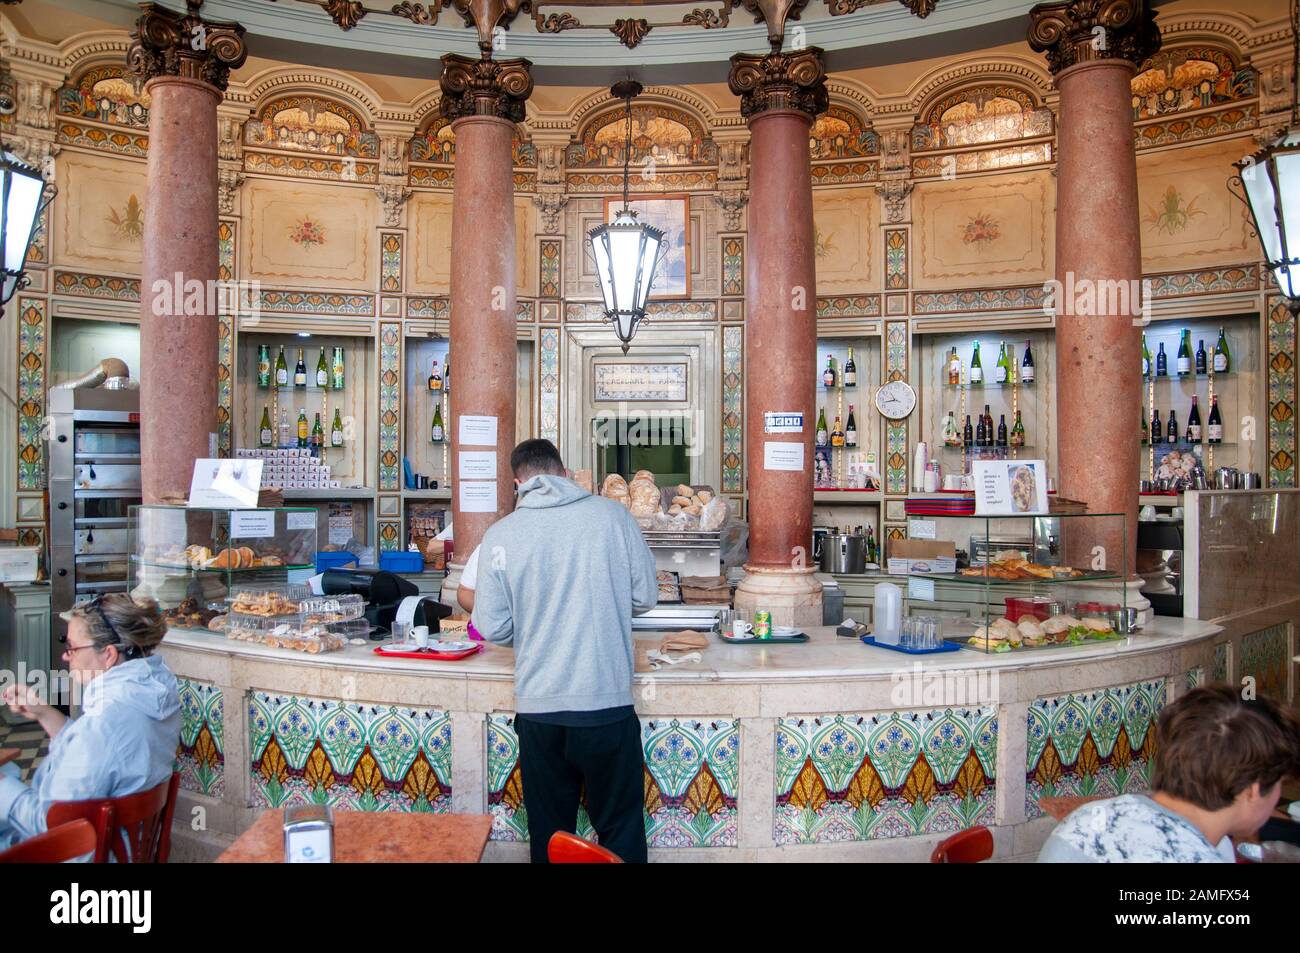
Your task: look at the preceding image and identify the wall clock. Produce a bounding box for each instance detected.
[874,379,916,420]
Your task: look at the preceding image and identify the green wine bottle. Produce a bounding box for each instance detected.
[311,412,324,451]
[816,408,828,447]
[1176,329,1192,377]
[259,406,273,447]
[257,345,271,389]
[315,347,329,388]
[969,342,983,384]
[331,408,344,447]
[296,410,308,447]
[1141,333,1151,379]
[275,346,288,387]
[1213,327,1230,373]
[995,342,1008,384]
[431,402,445,443]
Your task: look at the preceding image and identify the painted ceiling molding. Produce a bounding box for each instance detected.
[894,52,1053,114]
[825,76,878,118]
[230,66,390,121]
[565,83,726,132]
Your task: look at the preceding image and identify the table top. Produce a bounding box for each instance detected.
[216,810,493,863]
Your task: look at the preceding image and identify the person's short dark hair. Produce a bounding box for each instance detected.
[1151,685,1300,811]
[510,438,565,480]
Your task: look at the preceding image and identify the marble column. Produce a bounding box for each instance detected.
[728,49,828,628]
[127,3,246,503]
[440,53,533,584]
[1030,0,1160,574]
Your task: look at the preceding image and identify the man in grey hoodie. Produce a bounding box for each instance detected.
[471,438,657,862]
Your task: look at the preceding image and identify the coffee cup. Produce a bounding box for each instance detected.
[411,625,430,648]
[731,620,753,639]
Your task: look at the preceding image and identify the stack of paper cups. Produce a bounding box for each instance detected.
[913,442,929,492]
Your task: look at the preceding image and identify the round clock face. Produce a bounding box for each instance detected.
[874,380,917,420]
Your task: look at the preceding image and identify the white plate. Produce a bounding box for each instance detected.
[430,640,475,652]
[773,626,800,637]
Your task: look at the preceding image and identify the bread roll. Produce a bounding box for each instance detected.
[634,470,656,484]
[697,490,714,504]
[685,503,703,516]
[602,474,628,498]
[668,504,683,515]
[672,495,692,507]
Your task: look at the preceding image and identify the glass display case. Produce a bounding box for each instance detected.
[899,512,1129,654]
[128,505,318,628]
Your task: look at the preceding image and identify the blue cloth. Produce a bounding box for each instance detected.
[0,654,181,849]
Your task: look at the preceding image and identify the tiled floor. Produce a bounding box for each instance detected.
[0,718,49,782]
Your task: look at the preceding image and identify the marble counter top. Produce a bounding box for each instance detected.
[161,616,1220,684]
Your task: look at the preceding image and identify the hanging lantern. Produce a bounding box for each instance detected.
[0,148,53,306]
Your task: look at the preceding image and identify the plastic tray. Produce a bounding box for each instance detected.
[719,631,808,644]
[373,642,482,661]
[861,635,962,655]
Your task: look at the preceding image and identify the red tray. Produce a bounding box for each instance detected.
[372,643,482,661]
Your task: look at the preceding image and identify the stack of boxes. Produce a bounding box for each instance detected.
[235,448,339,489]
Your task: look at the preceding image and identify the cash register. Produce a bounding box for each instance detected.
[320,567,453,638]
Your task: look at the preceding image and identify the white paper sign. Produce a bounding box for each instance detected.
[973,459,1049,516]
[908,519,936,540]
[327,503,353,547]
[188,459,262,508]
[458,450,498,480]
[458,415,498,446]
[459,481,498,513]
[764,412,804,434]
[763,441,805,472]
[908,576,936,602]
[287,511,316,531]
[230,510,275,539]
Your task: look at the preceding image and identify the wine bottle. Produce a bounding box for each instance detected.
[1166,408,1178,444]
[1021,340,1035,384]
[428,359,442,391]
[822,355,836,388]
[1213,327,1230,373]
[844,348,857,387]
[1151,408,1162,443]
[275,346,289,387]
[996,414,1008,447]
[845,405,858,447]
[983,405,994,447]
[1195,339,1207,376]
[816,408,828,447]
[331,408,344,447]
[278,408,291,449]
[1176,329,1192,377]
[296,409,309,448]
[947,347,961,386]
[1207,395,1223,443]
[311,413,324,451]
[943,411,961,447]
[831,414,845,448]
[259,406,273,447]
[1141,333,1152,379]
[1156,342,1168,377]
[970,342,983,384]
[294,348,307,388]
[994,342,1008,384]
[315,347,329,388]
[431,402,445,443]
[963,414,974,449]
[257,345,271,389]
[444,355,450,393]
[332,346,345,390]
[1187,396,1202,443]
[1010,410,1026,448]
[1141,412,1148,445]
[975,410,987,447]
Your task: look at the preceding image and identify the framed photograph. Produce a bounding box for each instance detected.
[603,194,691,299]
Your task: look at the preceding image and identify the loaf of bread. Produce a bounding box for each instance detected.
[602,473,629,498]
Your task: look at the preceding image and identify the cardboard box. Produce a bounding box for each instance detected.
[886,539,957,575]
[0,546,41,583]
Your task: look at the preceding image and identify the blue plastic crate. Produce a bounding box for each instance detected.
[379,551,424,574]
[315,551,358,574]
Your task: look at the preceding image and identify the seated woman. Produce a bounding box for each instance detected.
[1039,685,1300,862]
[0,594,181,847]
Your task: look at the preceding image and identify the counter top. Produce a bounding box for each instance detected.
[162,616,1220,684]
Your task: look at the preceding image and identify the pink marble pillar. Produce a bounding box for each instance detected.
[729,50,827,627]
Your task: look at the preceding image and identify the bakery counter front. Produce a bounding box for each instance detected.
[161,617,1220,862]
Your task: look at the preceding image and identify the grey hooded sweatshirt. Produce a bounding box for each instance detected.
[470,474,658,714]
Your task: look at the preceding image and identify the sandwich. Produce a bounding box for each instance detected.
[967,626,1011,653]
[1081,616,1117,639]
[1017,618,1047,646]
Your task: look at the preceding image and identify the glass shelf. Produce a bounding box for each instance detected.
[947,380,1034,388]
[260,384,344,394]
[1141,372,1235,382]
[1144,440,1233,450]
[131,555,314,573]
[909,569,1124,587]
[814,443,864,452]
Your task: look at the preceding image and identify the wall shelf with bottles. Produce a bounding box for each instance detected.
[815,338,882,492]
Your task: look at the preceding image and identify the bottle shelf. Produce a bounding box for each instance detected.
[1141,372,1234,383]
[814,443,865,452]
[947,380,1034,389]
[261,384,344,394]
[1144,440,1233,450]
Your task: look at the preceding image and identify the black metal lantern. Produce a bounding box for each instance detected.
[586,80,664,354]
[1,148,53,306]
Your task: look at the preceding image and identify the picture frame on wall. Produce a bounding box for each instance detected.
[603,193,692,299]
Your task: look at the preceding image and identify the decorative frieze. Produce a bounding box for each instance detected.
[16,299,47,492]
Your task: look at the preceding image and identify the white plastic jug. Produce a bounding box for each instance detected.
[874,582,902,645]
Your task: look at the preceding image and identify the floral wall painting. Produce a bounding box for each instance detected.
[814,228,835,260]
[54,151,148,271]
[107,194,144,242]
[1136,139,1253,272]
[962,213,1000,247]
[1143,186,1206,236]
[569,104,713,168]
[605,194,691,298]
[289,217,327,249]
[811,186,880,293]
[244,179,375,289]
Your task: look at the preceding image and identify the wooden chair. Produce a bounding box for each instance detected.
[0,819,97,863]
[930,825,994,863]
[547,831,623,864]
[47,772,179,863]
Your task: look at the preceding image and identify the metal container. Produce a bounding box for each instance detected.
[819,533,866,574]
[1243,472,1262,489]
[1105,606,1141,633]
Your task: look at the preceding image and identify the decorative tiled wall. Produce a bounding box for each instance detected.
[884,321,909,494]
[816,294,881,318]
[1267,297,1296,487]
[775,708,997,843]
[217,221,234,282]
[176,679,224,798]
[1214,642,1229,683]
[378,322,401,491]
[380,233,402,293]
[16,298,46,491]
[885,229,907,289]
[721,236,743,297]
[538,327,560,446]
[539,239,561,297]
[1145,265,1257,298]
[51,271,140,301]
[485,713,739,848]
[249,693,453,812]
[1025,679,1166,818]
[217,314,233,457]
[913,286,1048,314]
[250,289,375,316]
[1240,624,1290,702]
[1184,667,1204,692]
[721,324,743,495]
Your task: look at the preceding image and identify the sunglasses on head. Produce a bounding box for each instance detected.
[73,594,140,660]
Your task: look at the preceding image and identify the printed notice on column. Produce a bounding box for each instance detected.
[459,481,498,513]
[458,415,498,447]
[763,441,805,472]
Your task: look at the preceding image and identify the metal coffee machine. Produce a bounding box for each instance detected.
[819,532,867,574]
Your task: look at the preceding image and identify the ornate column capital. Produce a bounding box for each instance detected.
[728,47,827,121]
[439,52,533,124]
[126,0,248,93]
[1027,0,1160,76]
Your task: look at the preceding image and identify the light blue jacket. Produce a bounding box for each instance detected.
[0,654,181,845]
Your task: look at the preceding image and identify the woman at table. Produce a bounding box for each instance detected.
[0,594,181,848]
[1039,686,1300,863]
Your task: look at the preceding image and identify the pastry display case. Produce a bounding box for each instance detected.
[128,505,318,627]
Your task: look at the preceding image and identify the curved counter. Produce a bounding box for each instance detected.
[160,618,1219,862]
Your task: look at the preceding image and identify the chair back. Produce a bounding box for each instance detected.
[47,772,179,863]
[546,831,623,863]
[0,819,98,863]
[930,825,994,863]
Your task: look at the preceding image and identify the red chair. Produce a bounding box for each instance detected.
[46,772,179,863]
[930,825,994,863]
[0,819,98,863]
[547,831,623,864]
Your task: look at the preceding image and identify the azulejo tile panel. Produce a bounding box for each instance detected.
[243,151,378,183]
[485,714,739,848]
[885,229,907,289]
[217,221,235,282]
[176,679,224,798]
[1146,265,1257,299]
[17,299,46,492]
[539,239,561,298]
[407,297,449,319]
[377,518,401,553]
[775,708,997,844]
[378,322,401,491]
[52,270,141,301]
[381,233,402,293]
[885,321,908,494]
[249,693,453,812]
[913,286,1047,315]
[1240,624,1290,702]
[56,121,148,157]
[721,236,743,297]
[816,295,881,318]
[722,325,743,495]
[538,328,560,446]
[27,205,48,265]
[1184,667,1204,692]
[217,314,232,457]
[1025,679,1166,818]
[1267,297,1296,488]
[1213,642,1229,684]
[252,289,375,316]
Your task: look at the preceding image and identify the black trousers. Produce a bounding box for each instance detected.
[514,711,648,863]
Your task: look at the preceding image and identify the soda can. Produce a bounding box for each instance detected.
[754,610,772,639]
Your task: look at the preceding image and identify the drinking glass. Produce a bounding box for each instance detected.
[391,620,409,644]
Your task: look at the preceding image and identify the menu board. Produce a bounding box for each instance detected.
[593,362,688,402]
